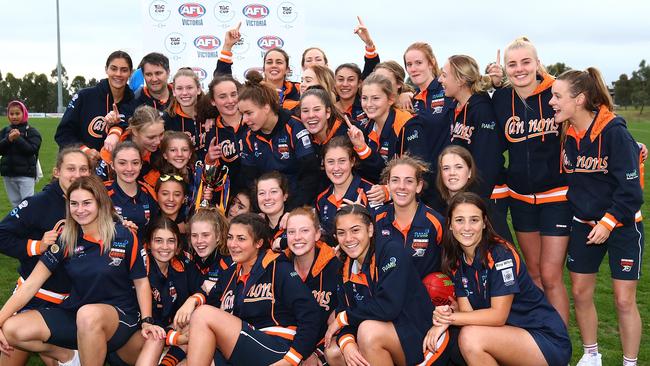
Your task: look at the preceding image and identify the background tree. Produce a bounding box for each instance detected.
[630,60,650,114]
[614,74,633,108]
[546,62,571,77]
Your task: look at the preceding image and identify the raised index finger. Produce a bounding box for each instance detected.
[343,114,354,129]
[235,21,241,31]
[496,49,501,66]
[113,103,120,117]
[356,16,364,26]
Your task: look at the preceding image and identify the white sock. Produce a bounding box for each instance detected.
[583,343,598,355]
[623,356,637,366]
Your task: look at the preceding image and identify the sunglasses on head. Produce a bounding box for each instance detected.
[159,174,184,182]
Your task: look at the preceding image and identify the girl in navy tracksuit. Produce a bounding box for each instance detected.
[0,147,90,365]
[0,176,158,366]
[135,217,203,366]
[285,207,342,364]
[162,69,206,157]
[104,141,159,241]
[491,37,571,326]
[427,192,570,366]
[323,204,455,366]
[432,145,479,213]
[316,136,375,244]
[254,171,290,251]
[238,71,320,208]
[373,155,445,279]
[552,68,644,366]
[187,213,321,366]
[55,51,135,155]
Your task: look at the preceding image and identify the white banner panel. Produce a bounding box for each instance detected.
[142,0,305,89]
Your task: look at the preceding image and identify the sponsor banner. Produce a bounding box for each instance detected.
[142,0,304,89]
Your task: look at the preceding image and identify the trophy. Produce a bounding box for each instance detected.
[199,165,230,211]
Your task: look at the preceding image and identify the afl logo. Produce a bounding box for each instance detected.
[257,35,284,51]
[178,3,206,18]
[88,116,107,139]
[192,67,208,81]
[243,4,269,19]
[194,35,221,50]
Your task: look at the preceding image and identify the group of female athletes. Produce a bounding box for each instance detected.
[0,17,644,366]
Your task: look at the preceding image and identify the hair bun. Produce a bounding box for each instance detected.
[245,70,264,85]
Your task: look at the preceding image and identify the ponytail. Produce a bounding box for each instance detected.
[238,70,279,112]
[557,67,613,112]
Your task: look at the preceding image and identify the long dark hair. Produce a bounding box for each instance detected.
[441,192,506,275]
[334,204,374,263]
[230,213,271,252]
[146,216,182,255]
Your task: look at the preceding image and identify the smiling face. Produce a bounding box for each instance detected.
[440,153,471,195]
[335,67,360,102]
[106,57,131,91]
[505,47,540,90]
[227,193,251,219]
[112,147,142,185]
[324,146,354,186]
[163,138,192,170]
[303,48,327,69]
[69,189,99,227]
[227,223,262,268]
[264,50,288,84]
[450,203,485,252]
[549,79,578,123]
[211,80,239,117]
[173,75,200,108]
[55,152,91,192]
[439,62,463,99]
[143,63,169,95]
[388,163,422,208]
[286,214,320,258]
[404,49,433,89]
[335,213,373,261]
[157,180,184,218]
[300,94,330,136]
[361,83,393,122]
[149,228,179,265]
[256,178,287,217]
[300,68,320,94]
[190,220,218,259]
[132,121,164,153]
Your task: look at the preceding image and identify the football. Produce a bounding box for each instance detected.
[422,272,455,306]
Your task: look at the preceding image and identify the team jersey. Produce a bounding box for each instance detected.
[315,174,373,241]
[374,202,444,278]
[55,78,134,151]
[133,85,172,112]
[40,224,148,313]
[334,239,434,365]
[240,108,320,207]
[412,78,450,120]
[207,250,322,365]
[199,115,246,192]
[562,105,643,229]
[449,93,505,198]
[309,118,351,192]
[148,255,203,328]
[162,106,206,154]
[187,251,232,295]
[450,239,569,347]
[0,182,71,304]
[492,74,567,201]
[97,131,162,187]
[105,180,159,239]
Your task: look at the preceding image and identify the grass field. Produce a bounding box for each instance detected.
[0,110,648,365]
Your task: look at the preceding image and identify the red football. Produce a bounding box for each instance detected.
[422,272,455,306]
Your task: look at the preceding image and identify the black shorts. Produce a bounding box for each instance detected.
[214,321,290,365]
[567,221,644,280]
[509,199,571,236]
[38,305,140,351]
[528,328,572,366]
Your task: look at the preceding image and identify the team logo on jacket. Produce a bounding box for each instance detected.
[504,115,558,143]
[243,4,268,26]
[246,282,273,301]
[169,285,178,303]
[382,257,397,272]
[178,3,205,25]
[430,98,445,114]
[450,122,475,144]
[220,139,238,162]
[221,289,235,311]
[296,129,312,148]
[562,151,608,174]
[620,259,634,272]
[257,35,284,51]
[109,240,128,266]
[87,116,108,139]
[312,290,332,311]
[194,35,220,58]
[411,230,429,257]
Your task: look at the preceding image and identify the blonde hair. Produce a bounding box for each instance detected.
[503,37,549,84]
[363,73,396,100]
[189,208,230,256]
[287,206,320,230]
[447,55,492,93]
[375,61,412,94]
[61,176,117,256]
[380,154,430,187]
[403,42,441,78]
[305,65,337,103]
[128,105,164,134]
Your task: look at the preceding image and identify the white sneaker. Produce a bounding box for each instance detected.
[576,353,602,366]
[58,350,80,366]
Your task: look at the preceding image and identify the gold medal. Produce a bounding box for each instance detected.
[50,244,60,254]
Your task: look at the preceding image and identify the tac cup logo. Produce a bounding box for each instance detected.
[214,1,235,23]
[165,32,187,54]
[149,0,171,22]
[277,2,298,23]
[232,34,250,55]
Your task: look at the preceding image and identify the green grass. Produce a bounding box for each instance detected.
[0,112,648,365]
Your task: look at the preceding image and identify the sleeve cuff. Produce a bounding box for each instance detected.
[191,293,206,306]
[165,330,179,346]
[220,50,233,63]
[354,144,371,159]
[365,46,377,58]
[80,145,90,153]
[283,347,302,366]
[599,213,618,231]
[108,127,123,137]
[338,334,356,351]
[336,311,349,327]
[27,239,43,256]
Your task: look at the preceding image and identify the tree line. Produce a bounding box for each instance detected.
[0,66,97,114]
[613,60,650,113]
